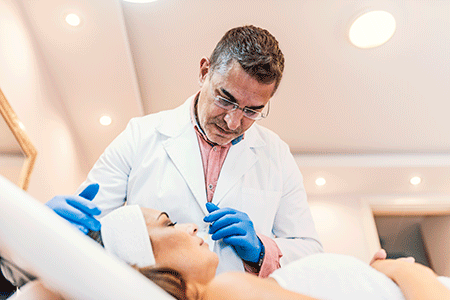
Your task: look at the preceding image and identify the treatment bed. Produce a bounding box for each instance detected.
[0,175,175,299]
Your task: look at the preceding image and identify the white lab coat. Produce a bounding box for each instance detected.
[78,95,323,274]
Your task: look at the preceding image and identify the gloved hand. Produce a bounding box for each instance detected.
[45,183,101,234]
[204,202,263,263]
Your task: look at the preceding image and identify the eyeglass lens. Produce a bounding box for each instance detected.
[215,96,264,120]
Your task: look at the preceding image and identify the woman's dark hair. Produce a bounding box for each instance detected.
[135,266,190,300]
[209,25,285,95]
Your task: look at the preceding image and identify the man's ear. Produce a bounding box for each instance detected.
[199,57,210,86]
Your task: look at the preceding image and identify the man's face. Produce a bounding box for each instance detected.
[196,59,275,145]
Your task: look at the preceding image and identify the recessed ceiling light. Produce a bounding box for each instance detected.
[410,176,421,186]
[122,0,158,3]
[99,115,112,126]
[349,11,396,49]
[315,177,326,186]
[65,13,81,27]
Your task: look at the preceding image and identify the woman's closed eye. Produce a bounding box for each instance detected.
[157,212,177,227]
[167,221,177,227]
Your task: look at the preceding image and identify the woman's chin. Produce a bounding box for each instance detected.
[211,253,219,271]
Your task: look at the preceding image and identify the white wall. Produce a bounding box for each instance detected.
[0,0,87,202]
[308,196,381,263]
[0,156,23,186]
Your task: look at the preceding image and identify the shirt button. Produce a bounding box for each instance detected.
[208,184,214,190]
[213,146,217,151]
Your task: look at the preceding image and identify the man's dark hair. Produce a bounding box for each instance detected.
[209,25,285,95]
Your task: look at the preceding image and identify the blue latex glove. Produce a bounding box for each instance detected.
[45,183,101,234]
[204,202,263,263]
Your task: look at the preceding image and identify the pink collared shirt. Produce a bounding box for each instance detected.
[190,94,282,277]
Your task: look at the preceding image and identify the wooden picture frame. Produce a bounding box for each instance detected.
[0,87,37,190]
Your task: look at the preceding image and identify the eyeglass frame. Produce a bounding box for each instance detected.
[212,93,270,121]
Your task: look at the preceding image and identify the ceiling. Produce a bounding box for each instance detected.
[4,0,450,198]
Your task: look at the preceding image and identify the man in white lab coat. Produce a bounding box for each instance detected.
[46,25,323,277]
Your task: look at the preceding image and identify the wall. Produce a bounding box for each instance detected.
[308,196,381,263]
[0,156,23,187]
[375,216,431,268]
[0,0,86,202]
[421,215,450,276]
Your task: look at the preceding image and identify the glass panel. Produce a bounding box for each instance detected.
[0,115,25,185]
[375,216,433,269]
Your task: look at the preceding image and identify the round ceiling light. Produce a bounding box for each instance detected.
[315,177,326,187]
[65,13,81,27]
[99,115,112,126]
[349,11,396,49]
[410,176,421,186]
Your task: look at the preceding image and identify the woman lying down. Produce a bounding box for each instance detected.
[99,205,450,300]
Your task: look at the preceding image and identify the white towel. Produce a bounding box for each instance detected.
[270,253,405,300]
[100,205,155,268]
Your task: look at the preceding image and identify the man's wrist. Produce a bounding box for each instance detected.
[244,240,265,269]
[255,242,265,267]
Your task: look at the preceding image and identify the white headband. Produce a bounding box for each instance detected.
[100,205,155,268]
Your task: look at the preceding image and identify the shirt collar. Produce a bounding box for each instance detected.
[190,92,244,146]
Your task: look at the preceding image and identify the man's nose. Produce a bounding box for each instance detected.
[224,109,244,130]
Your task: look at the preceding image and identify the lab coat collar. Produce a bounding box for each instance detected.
[156,95,267,213]
[211,124,266,206]
[155,95,194,138]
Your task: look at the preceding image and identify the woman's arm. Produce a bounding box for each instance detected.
[203,272,317,300]
[371,259,450,300]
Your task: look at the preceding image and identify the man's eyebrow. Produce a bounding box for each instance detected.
[157,212,169,220]
[220,88,265,110]
[220,88,237,103]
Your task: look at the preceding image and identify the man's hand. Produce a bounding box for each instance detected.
[204,202,263,263]
[45,183,101,234]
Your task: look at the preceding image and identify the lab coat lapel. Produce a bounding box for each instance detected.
[163,130,207,211]
[213,126,265,206]
[158,96,208,213]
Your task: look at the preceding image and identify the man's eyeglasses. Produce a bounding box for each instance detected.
[214,95,270,121]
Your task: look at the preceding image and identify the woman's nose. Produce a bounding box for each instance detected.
[177,223,198,235]
[188,223,198,235]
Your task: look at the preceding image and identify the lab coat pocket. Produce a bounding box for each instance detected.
[241,187,282,236]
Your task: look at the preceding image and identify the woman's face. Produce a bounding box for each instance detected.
[140,207,219,285]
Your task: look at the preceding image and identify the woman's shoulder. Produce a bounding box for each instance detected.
[203,272,253,300]
[202,272,312,300]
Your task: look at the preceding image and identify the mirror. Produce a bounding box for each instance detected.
[0,87,37,190]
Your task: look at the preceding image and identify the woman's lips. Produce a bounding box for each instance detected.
[200,239,209,247]
[197,232,210,247]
